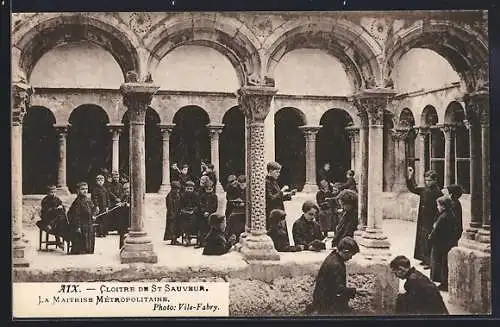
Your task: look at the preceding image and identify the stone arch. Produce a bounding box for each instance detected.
[421,105,439,127]
[385,20,488,93]
[171,106,211,180]
[67,104,111,192]
[275,107,308,190]
[444,101,467,124]
[120,107,162,192]
[145,14,261,86]
[22,106,58,194]
[220,106,246,187]
[398,107,416,128]
[264,18,383,92]
[317,108,354,183]
[12,13,141,81]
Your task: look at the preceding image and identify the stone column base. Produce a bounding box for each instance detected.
[120,232,158,264]
[56,186,71,196]
[448,237,491,314]
[158,184,171,195]
[357,229,391,260]
[13,239,29,267]
[240,233,280,261]
[301,183,318,193]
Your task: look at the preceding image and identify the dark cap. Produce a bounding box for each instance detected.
[237,175,246,183]
[47,185,57,191]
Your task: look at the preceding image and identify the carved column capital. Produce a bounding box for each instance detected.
[353,88,396,126]
[108,123,124,139]
[12,82,34,125]
[345,125,360,139]
[391,128,412,141]
[120,83,159,124]
[159,123,175,138]
[237,86,278,122]
[299,125,321,141]
[464,91,489,126]
[437,123,456,134]
[207,124,225,137]
[54,124,69,137]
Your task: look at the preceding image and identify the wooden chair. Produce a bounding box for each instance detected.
[38,229,63,251]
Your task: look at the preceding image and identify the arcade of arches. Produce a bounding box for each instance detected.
[12,12,490,313]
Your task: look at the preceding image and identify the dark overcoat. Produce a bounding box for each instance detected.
[164,189,182,241]
[67,194,96,254]
[406,177,443,264]
[265,175,292,223]
[292,215,324,248]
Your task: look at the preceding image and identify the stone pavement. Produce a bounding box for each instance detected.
[19,193,470,315]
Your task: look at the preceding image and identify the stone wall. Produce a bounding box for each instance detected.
[13,256,398,317]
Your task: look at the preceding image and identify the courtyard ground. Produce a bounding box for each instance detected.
[19,193,469,315]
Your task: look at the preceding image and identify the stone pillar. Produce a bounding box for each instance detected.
[158,124,175,194]
[108,124,123,174]
[353,88,396,258]
[439,124,455,188]
[54,124,71,196]
[416,127,429,186]
[12,81,33,268]
[345,126,360,174]
[355,117,369,236]
[391,128,412,193]
[448,91,491,314]
[238,85,280,261]
[299,125,321,193]
[207,124,225,194]
[119,80,159,264]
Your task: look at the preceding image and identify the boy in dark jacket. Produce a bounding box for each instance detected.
[339,170,358,192]
[332,189,359,248]
[265,161,296,224]
[447,184,464,244]
[196,182,218,248]
[92,174,112,237]
[292,201,326,251]
[308,237,359,315]
[202,214,237,255]
[179,181,200,246]
[37,185,67,247]
[390,255,448,315]
[268,209,302,252]
[67,182,98,255]
[164,181,182,245]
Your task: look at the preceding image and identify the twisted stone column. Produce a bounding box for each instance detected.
[299,125,321,193]
[238,85,279,261]
[353,88,396,259]
[12,81,33,268]
[439,124,455,188]
[208,124,225,193]
[54,124,70,196]
[158,124,175,194]
[119,81,159,264]
[391,128,412,192]
[108,124,123,174]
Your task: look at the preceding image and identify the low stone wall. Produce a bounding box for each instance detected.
[13,256,398,317]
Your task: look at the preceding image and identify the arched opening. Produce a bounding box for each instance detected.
[120,107,162,192]
[30,41,124,88]
[275,108,306,190]
[67,105,110,193]
[220,106,246,188]
[391,48,461,93]
[445,102,470,193]
[317,109,353,184]
[421,105,444,188]
[399,108,417,171]
[273,49,353,96]
[22,106,58,194]
[171,106,210,181]
[383,111,396,192]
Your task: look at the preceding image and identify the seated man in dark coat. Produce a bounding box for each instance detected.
[67,182,98,255]
[332,189,359,248]
[91,174,112,237]
[265,161,296,224]
[202,214,237,256]
[292,200,326,251]
[37,185,68,248]
[308,237,360,315]
[267,209,302,252]
[390,255,449,315]
[197,182,218,248]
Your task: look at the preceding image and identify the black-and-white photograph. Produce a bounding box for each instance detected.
[11,10,491,317]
